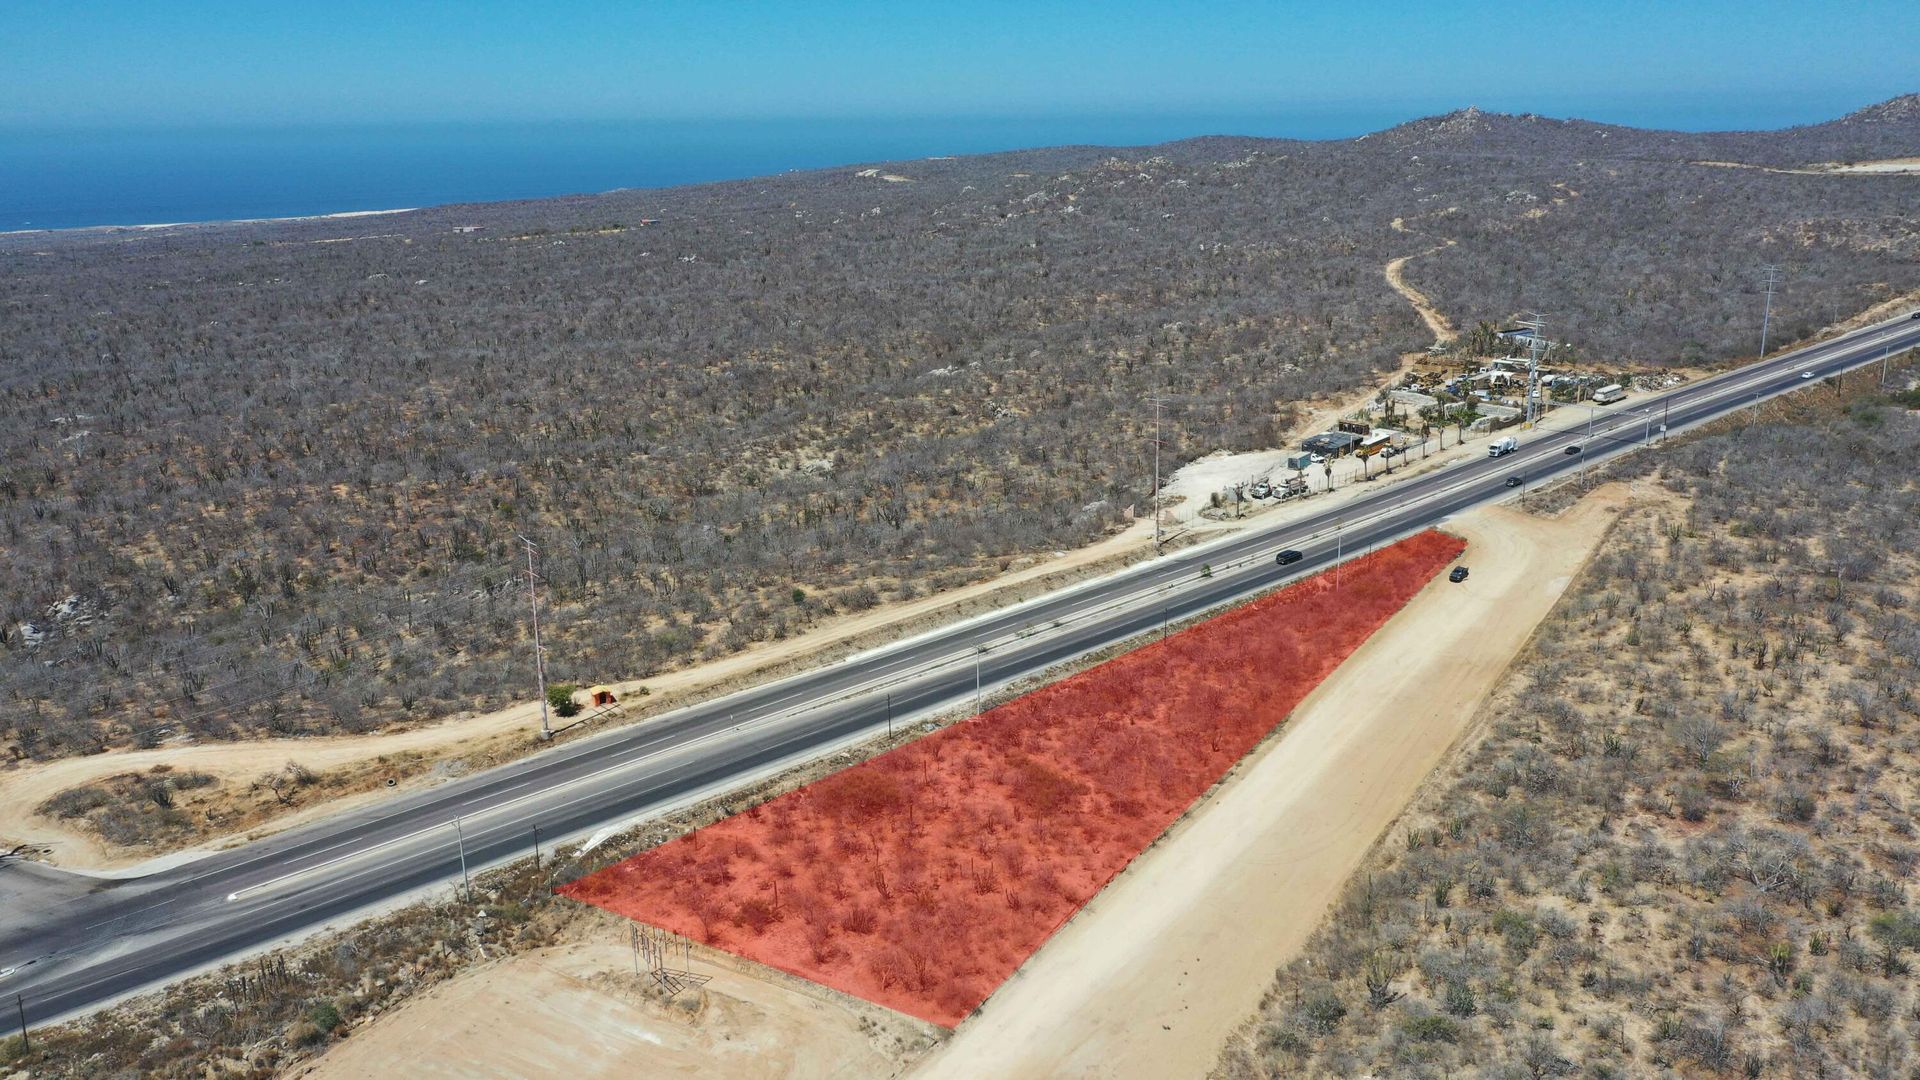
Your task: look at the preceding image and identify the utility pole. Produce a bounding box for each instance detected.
[885,692,893,740]
[1520,314,1548,427]
[14,993,26,1054]
[519,535,552,741]
[1759,265,1783,357]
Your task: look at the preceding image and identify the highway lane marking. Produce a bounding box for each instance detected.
[181,318,1920,902]
[257,697,913,910]
[200,324,1920,909]
[218,321,1920,904]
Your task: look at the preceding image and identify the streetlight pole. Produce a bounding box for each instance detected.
[1582,405,1596,485]
[1335,517,1344,589]
[454,816,471,903]
[974,649,984,716]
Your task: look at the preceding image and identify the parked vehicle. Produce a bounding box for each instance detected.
[1250,480,1272,499]
[1590,383,1626,405]
[1449,566,1470,583]
[1275,549,1304,566]
[1487,436,1519,458]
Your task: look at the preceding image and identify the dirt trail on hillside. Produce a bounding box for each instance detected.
[910,484,1631,1080]
[1384,218,1458,344]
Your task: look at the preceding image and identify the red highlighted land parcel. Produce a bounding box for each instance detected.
[559,530,1465,1026]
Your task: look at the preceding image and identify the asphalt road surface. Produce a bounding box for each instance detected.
[4,311,1918,1027]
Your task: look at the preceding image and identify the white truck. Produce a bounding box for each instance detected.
[1487,436,1519,458]
[1590,383,1626,405]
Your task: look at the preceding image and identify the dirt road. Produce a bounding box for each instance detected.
[909,485,1629,1080]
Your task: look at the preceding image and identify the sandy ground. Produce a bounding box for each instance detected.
[1693,157,1920,177]
[1817,157,1920,174]
[910,484,1630,1080]
[297,934,933,1080]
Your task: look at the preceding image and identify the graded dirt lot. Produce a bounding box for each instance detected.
[910,484,1629,1079]
[296,931,934,1080]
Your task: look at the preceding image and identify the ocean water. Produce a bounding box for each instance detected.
[0,97,1864,232]
[0,114,1392,232]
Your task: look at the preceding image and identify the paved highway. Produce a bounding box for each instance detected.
[3,311,1917,1026]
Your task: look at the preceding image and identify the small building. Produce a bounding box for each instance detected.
[1357,430,1397,457]
[585,685,618,708]
[1302,431,1361,457]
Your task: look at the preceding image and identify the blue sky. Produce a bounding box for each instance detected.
[4,0,1913,131]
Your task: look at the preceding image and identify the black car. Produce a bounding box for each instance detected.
[1564,444,1582,455]
[1449,566,1470,583]
[1504,475,1523,488]
[1275,549,1304,566]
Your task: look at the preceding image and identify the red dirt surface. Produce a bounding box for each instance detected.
[559,530,1465,1026]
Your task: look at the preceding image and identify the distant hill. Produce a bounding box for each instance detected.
[1361,94,1920,164]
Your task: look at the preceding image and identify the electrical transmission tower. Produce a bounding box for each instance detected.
[1520,314,1548,426]
[1759,265,1784,357]
[518,535,553,740]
